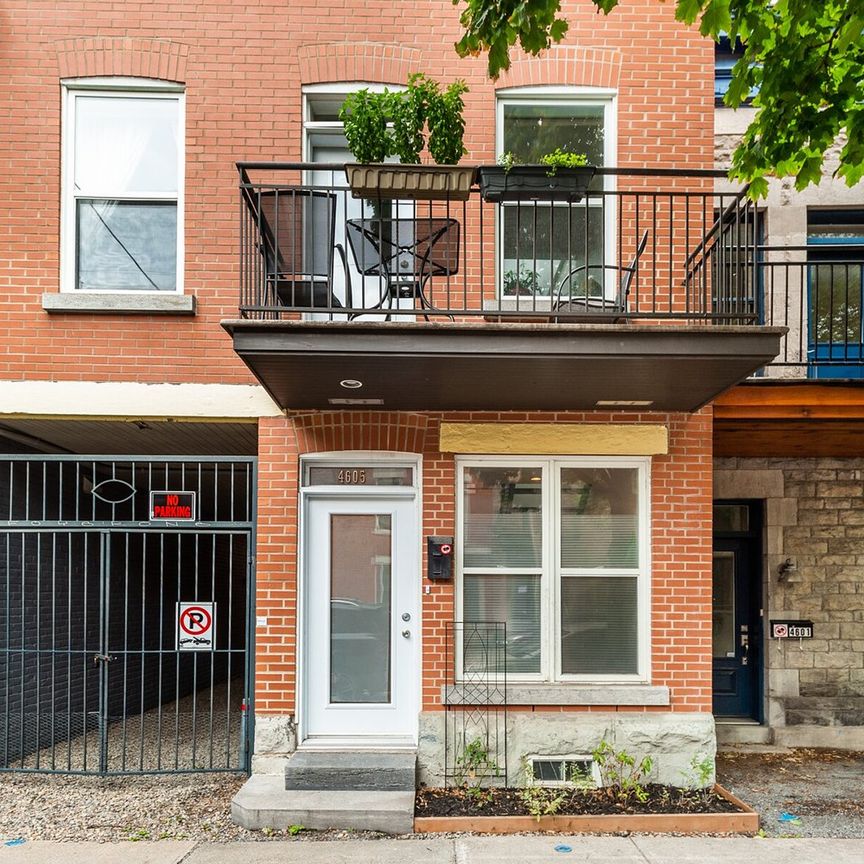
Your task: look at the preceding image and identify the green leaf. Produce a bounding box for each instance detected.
[698,0,731,37]
[674,0,705,26]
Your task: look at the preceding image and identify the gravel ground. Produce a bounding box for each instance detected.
[717,747,864,838]
[1,746,861,843]
[0,772,400,843]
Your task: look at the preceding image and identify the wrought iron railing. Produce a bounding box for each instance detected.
[748,246,864,375]
[237,162,760,327]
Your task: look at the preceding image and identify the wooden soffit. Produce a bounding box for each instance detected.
[714,382,864,457]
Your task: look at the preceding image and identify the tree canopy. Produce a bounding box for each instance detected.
[453,0,864,196]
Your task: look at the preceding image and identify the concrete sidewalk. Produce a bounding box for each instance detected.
[1,836,864,863]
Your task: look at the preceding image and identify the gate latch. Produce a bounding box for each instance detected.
[92,653,114,665]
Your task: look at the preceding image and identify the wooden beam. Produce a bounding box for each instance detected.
[714,419,864,457]
[714,383,864,420]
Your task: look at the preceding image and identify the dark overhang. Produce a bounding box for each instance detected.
[222,321,785,413]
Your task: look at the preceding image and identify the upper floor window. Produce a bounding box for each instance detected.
[62,80,184,293]
[496,90,615,300]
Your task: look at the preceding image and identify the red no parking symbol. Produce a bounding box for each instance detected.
[177,602,215,650]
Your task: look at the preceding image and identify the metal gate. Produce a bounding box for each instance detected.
[0,456,255,774]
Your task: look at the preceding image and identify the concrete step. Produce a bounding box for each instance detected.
[231,774,414,833]
[716,722,773,746]
[284,749,417,792]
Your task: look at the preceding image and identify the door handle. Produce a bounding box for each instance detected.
[740,634,749,666]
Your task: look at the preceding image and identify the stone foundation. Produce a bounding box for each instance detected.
[251,714,297,774]
[418,711,716,788]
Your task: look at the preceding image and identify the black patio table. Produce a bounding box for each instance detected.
[345,216,460,319]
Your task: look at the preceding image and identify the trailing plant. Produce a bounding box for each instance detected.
[591,739,653,805]
[497,151,519,172]
[539,147,589,176]
[427,79,469,165]
[339,89,392,164]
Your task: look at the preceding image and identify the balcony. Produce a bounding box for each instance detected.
[223,163,784,412]
[746,244,864,379]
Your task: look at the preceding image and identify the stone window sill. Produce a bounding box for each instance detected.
[443,683,670,707]
[42,293,196,315]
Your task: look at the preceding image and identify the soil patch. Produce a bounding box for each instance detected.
[415,785,740,819]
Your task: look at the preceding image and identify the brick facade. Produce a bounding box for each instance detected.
[3,0,720,781]
[256,409,713,720]
[1,0,711,387]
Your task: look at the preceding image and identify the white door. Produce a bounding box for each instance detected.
[303,494,419,744]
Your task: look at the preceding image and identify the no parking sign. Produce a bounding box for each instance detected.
[177,602,215,650]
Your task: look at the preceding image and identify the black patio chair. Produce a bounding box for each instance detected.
[553,229,649,322]
[243,186,352,311]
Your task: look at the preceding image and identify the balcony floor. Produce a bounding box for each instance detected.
[222,320,785,413]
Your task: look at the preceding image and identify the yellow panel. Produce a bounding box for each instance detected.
[439,423,668,455]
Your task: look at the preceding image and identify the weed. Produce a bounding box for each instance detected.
[127,828,150,842]
[454,736,500,786]
[518,783,568,821]
[592,740,653,806]
[287,824,304,836]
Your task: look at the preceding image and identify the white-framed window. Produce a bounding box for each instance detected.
[61,78,185,293]
[456,456,650,683]
[496,88,617,300]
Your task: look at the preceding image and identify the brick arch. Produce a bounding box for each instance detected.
[55,37,189,82]
[495,46,622,91]
[297,42,422,86]
[292,412,431,454]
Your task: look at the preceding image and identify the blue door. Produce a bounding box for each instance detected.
[712,503,762,719]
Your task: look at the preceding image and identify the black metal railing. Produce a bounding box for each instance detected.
[238,162,761,326]
[748,246,864,375]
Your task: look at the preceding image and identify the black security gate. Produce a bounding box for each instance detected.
[0,456,255,774]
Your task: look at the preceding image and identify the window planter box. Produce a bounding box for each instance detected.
[477,165,597,203]
[345,164,475,201]
[414,784,759,835]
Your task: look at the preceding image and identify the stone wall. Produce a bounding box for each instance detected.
[715,456,864,746]
[418,711,716,788]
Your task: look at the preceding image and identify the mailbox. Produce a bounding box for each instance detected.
[427,536,454,581]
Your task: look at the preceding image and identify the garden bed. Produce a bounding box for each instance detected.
[414,784,759,834]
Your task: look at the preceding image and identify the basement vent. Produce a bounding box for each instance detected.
[531,756,600,787]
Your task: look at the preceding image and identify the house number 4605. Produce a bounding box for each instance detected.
[337,469,366,484]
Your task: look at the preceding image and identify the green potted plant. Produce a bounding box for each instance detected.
[340,75,475,201]
[478,148,597,203]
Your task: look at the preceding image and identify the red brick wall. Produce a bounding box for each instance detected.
[1,1,712,386]
[255,408,713,719]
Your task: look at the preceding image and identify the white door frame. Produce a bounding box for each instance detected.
[297,452,422,749]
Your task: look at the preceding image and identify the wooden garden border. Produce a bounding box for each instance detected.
[414,784,759,835]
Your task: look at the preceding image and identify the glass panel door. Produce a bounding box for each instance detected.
[303,493,419,742]
[329,514,392,704]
